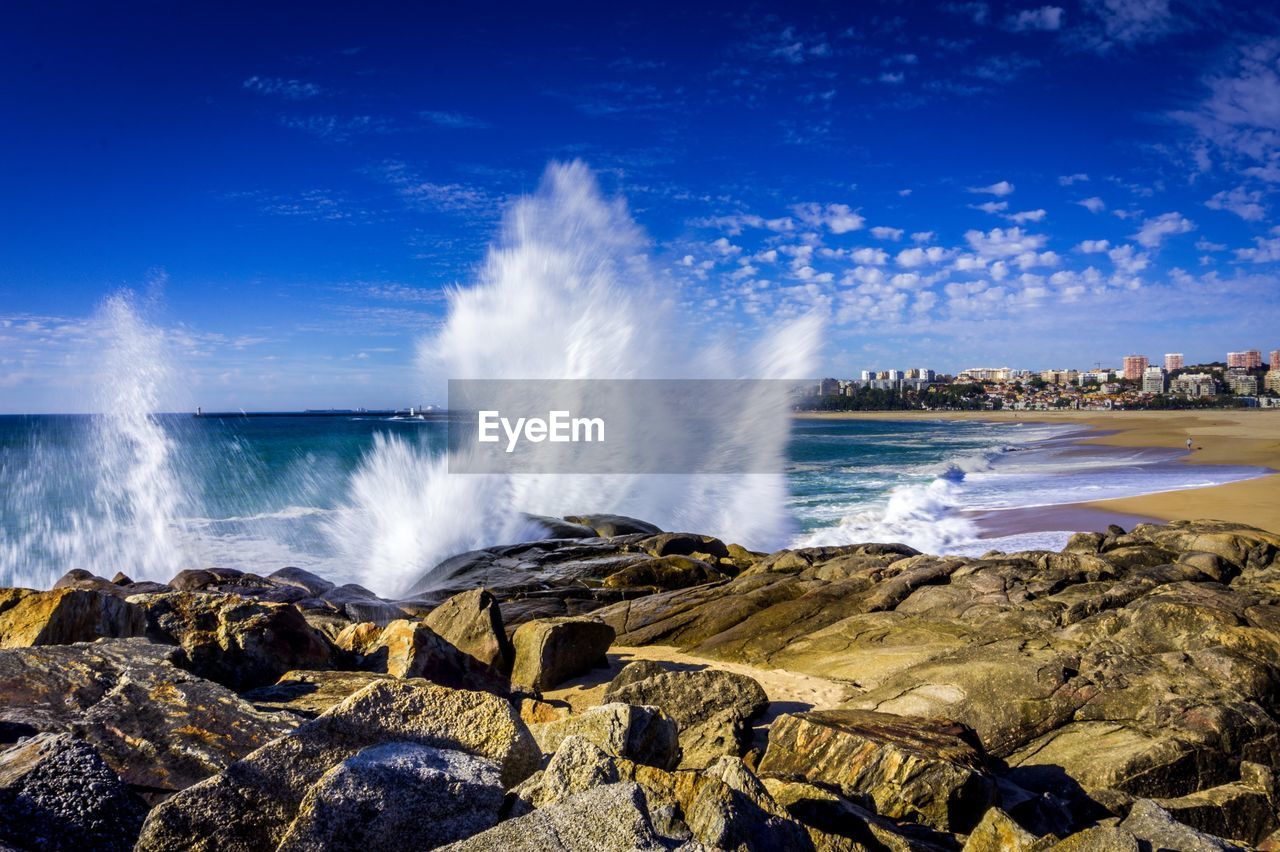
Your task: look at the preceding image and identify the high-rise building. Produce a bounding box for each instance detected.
[1228,350,1263,369]
[1228,372,1259,396]
[1270,350,1279,369]
[860,370,873,381]
[1172,373,1217,398]
[1267,371,1280,395]
[1142,366,1166,394]
[1123,355,1149,381]
[1164,353,1184,372]
[886,369,904,381]
[819,377,840,396]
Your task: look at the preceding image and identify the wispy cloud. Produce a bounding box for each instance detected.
[1132,211,1194,248]
[1206,186,1266,221]
[968,180,1015,196]
[1005,6,1065,32]
[243,76,322,100]
[419,110,489,130]
[280,114,395,142]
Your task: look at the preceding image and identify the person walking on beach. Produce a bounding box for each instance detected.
[1187,437,1193,452]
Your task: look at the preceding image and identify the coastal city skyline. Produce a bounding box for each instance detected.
[3,2,1280,412]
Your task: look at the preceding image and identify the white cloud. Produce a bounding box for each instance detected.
[968,180,1015,196]
[1006,209,1047,224]
[1078,197,1106,213]
[1173,40,1280,179]
[1006,6,1064,31]
[851,247,889,265]
[711,237,742,256]
[1133,212,1194,248]
[964,226,1047,258]
[1108,244,1150,274]
[243,76,322,100]
[1205,186,1266,221]
[896,246,949,267]
[879,71,905,84]
[911,231,936,243]
[1083,0,1175,48]
[1236,230,1280,263]
[971,201,1009,214]
[870,226,904,240]
[1058,173,1090,185]
[792,203,865,234]
[696,214,795,235]
[1078,239,1111,253]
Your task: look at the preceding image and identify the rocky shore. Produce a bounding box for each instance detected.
[3,514,1280,850]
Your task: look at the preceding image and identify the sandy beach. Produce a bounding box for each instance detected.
[798,409,1280,534]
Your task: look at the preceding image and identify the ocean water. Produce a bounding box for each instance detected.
[0,412,1267,594]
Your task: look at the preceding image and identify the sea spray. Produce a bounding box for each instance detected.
[0,292,194,586]
[330,162,822,595]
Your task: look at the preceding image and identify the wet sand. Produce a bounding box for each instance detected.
[798,409,1280,534]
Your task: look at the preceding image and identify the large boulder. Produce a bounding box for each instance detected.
[362,618,508,693]
[962,807,1040,852]
[1119,799,1244,852]
[133,591,335,690]
[605,664,769,769]
[509,616,615,692]
[276,743,504,851]
[1150,762,1279,845]
[439,781,690,851]
[758,709,997,833]
[268,567,336,598]
[136,679,540,851]
[420,588,513,671]
[0,588,145,647]
[602,555,727,591]
[0,638,294,795]
[527,702,679,769]
[563,514,662,537]
[0,733,148,852]
[682,756,812,851]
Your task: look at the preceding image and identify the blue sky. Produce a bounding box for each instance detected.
[2,0,1278,412]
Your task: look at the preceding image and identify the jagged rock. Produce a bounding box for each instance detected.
[519,696,568,725]
[962,807,1040,852]
[1049,826,1140,851]
[362,619,508,693]
[420,588,513,671]
[0,587,145,647]
[605,667,768,769]
[269,567,336,597]
[333,620,383,655]
[528,702,679,769]
[603,554,727,591]
[242,670,394,718]
[0,638,293,795]
[509,616,615,692]
[440,781,691,851]
[763,775,961,851]
[132,591,334,690]
[563,514,662,537]
[276,743,504,851]
[510,735,624,812]
[0,733,148,852]
[758,709,996,833]
[135,679,539,851]
[1148,761,1279,845]
[1119,799,1244,851]
[683,756,811,851]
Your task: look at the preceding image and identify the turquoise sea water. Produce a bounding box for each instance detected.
[0,414,1267,592]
